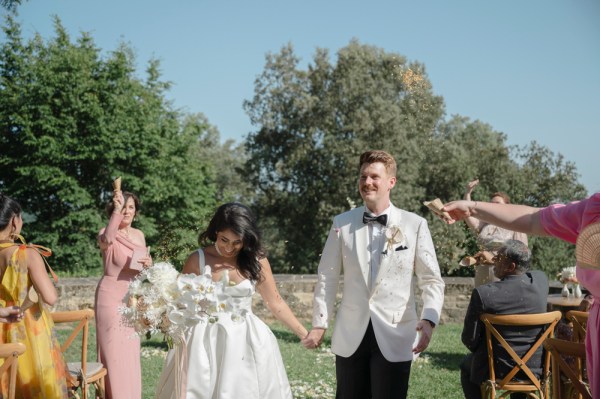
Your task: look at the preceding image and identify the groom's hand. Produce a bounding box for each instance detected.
[302,328,326,349]
[412,320,434,354]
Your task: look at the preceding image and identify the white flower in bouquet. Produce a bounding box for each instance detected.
[121,262,247,341]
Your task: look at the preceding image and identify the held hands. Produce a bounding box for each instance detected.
[302,328,326,349]
[0,306,24,323]
[412,320,434,354]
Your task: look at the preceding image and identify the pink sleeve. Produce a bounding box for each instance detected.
[539,192,600,244]
[99,212,124,245]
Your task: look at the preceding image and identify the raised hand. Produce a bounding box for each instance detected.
[112,190,124,214]
[464,179,480,198]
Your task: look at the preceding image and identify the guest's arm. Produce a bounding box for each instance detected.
[443,201,547,236]
[27,248,58,306]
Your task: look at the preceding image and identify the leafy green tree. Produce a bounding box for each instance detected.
[0,16,216,273]
[183,113,254,204]
[244,38,586,278]
[244,40,444,272]
[0,0,24,12]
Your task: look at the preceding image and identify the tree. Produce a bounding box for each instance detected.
[244,37,587,278]
[0,0,25,12]
[183,113,254,204]
[0,16,217,273]
[244,40,445,272]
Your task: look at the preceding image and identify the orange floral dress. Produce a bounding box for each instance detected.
[0,240,68,398]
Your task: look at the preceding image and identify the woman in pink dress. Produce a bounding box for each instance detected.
[96,189,152,399]
[443,192,600,396]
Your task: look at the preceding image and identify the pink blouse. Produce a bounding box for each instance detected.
[540,192,600,296]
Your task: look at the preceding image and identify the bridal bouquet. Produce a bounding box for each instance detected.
[120,261,246,340]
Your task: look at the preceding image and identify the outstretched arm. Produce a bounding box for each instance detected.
[256,258,308,340]
[442,200,547,236]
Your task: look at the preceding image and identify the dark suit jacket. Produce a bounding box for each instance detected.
[461,270,549,384]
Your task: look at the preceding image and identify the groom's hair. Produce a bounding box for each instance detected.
[359,150,397,177]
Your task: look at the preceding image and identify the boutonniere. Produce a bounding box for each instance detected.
[382,225,405,256]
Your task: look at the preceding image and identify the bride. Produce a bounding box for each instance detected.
[155,203,309,399]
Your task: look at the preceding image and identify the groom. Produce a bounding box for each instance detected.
[304,150,445,398]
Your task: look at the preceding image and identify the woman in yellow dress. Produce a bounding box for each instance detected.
[0,193,68,398]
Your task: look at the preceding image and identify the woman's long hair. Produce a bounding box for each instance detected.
[199,203,265,282]
[0,193,22,230]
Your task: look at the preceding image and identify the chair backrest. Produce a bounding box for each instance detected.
[0,342,26,399]
[566,310,589,343]
[480,311,561,394]
[543,337,591,399]
[52,309,93,388]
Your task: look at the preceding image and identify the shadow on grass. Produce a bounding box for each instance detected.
[425,351,465,369]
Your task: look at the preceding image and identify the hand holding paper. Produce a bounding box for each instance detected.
[423,198,452,222]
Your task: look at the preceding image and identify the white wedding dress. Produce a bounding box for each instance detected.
[155,250,293,399]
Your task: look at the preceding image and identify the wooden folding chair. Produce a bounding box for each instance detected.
[51,309,107,399]
[544,337,591,399]
[0,343,26,399]
[479,311,561,399]
[566,310,589,343]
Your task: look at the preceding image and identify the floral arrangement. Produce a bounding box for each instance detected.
[557,266,578,284]
[120,261,245,340]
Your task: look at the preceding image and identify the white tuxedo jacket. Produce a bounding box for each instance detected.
[312,205,445,362]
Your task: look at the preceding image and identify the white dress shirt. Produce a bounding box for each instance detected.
[365,205,391,289]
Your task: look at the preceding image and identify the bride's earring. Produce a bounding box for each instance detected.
[214,242,223,257]
[9,227,16,241]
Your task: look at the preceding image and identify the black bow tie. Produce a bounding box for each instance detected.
[362,212,388,226]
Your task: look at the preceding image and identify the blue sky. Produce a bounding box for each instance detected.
[10,0,600,194]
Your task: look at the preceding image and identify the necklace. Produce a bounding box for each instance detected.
[119,227,131,237]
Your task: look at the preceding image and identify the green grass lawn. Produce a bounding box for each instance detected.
[58,322,468,399]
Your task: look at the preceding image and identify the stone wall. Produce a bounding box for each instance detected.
[53,275,478,324]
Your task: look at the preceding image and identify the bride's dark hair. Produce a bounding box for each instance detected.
[199,203,265,282]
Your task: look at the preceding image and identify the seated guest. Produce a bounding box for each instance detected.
[460,239,548,399]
